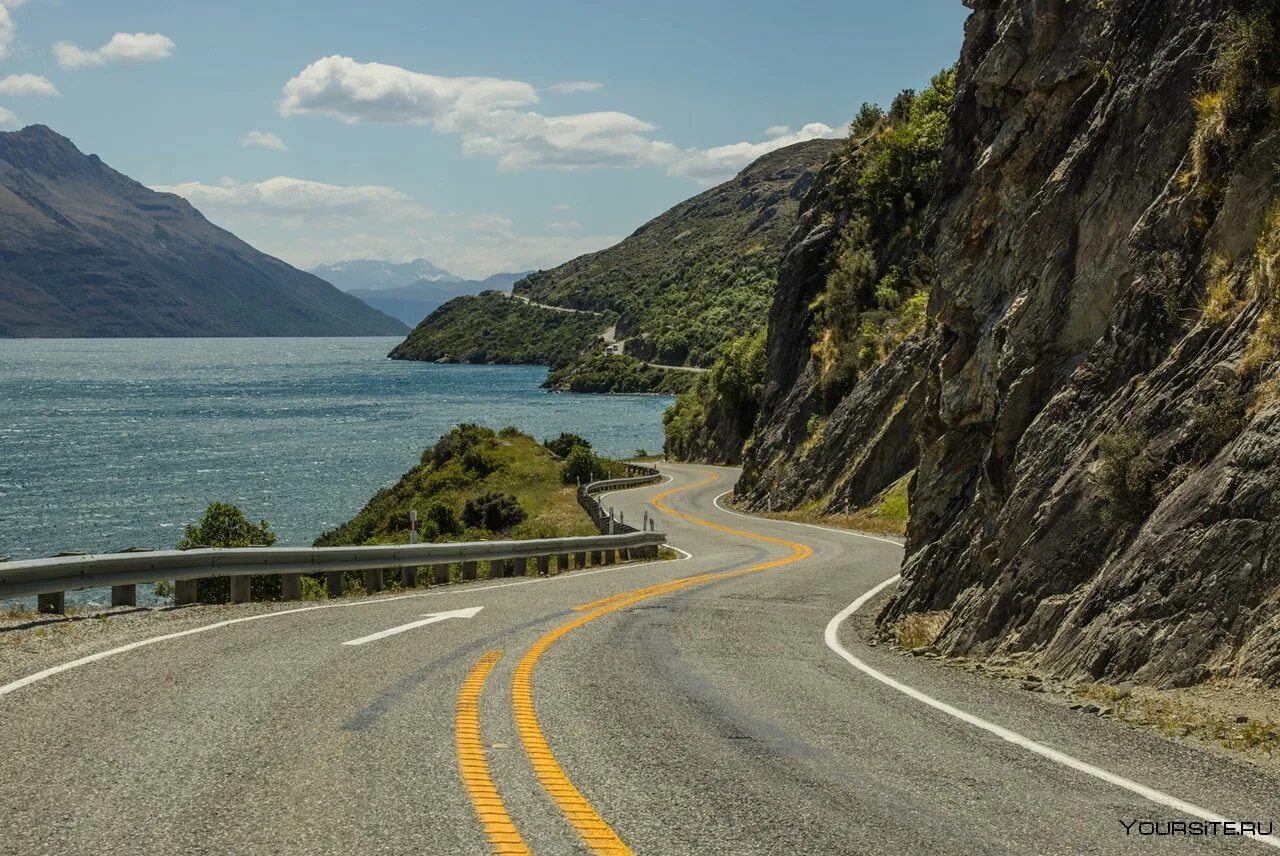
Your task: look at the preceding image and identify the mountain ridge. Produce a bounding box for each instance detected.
[0,125,406,338]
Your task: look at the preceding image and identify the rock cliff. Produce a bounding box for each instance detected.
[746,0,1280,688]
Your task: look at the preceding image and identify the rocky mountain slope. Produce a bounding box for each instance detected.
[0,126,405,338]
[390,139,839,375]
[729,0,1280,689]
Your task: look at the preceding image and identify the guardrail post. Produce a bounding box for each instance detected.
[281,574,302,601]
[326,572,343,599]
[401,566,417,588]
[37,592,65,614]
[111,584,136,607]
[556,553,570,573]
[432,563,449,585]
[537,555,550,576]
[604,549,616,566]
[175,579,198,605]
[462,561,477,581]
[364,569,384,593]
[230,576,251,604]
[592,549,604,566]
[643,510,649,531]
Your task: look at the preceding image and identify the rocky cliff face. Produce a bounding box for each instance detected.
[0,126,406,337]
[750,0,1280,689]
[884,0,1280,689]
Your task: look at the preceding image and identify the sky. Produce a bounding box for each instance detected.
[0,0,969,279]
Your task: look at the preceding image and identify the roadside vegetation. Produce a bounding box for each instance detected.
[663,330,767,462]
[544,354,698,395]
[753,474,911,538]
[176,502,280,602]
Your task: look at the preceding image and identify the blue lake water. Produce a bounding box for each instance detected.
[0,338,671,572]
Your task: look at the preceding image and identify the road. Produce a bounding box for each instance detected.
[0,463,1276,854]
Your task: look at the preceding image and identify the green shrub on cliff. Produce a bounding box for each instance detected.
[544,354,698,395]
[809,68,953,395]
[664,330,767,462]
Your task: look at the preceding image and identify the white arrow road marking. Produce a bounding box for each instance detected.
[342,606,484,647]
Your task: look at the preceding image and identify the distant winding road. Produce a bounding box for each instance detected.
[0,464,1276,854]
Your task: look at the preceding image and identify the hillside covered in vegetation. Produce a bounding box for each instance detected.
[387,139,839,383]
[388,293,613,366]
[315,425,623,547]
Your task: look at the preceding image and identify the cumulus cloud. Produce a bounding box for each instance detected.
[765,124,791,136]
[549,80,602,94]
[278,57,837,182]
[666,122,841,180]
[280,56,537,127]
[54,32,175,70]
[151,172,618,278]
[0,3,18,63]
[242,130,287,151]
[0,73,57,96]
[153,176,426,218]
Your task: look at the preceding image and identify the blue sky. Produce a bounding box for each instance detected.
[0,0,968,278]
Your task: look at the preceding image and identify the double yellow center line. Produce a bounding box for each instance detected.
[457,468,814,854]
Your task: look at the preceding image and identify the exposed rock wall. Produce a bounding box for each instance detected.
[881,0,1280,688]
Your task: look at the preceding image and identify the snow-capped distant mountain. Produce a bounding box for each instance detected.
[310,258,463,292]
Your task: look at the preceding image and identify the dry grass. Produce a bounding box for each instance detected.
[892,610,950,650]
[1200,254,1238,325]
[763,475,911,537]
[1244,202,1280,373]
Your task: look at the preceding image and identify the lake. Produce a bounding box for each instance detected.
[0,338,672,579]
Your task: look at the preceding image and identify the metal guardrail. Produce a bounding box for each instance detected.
[1,462,669,614]
[578,463,664,535]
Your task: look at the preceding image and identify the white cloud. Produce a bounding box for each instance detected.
[549,80,602,94]
[278,57,837,182]
[0,73,58,97]
[280,55,537,127]
[54,32,175,70]
[666,122,841,180]
[0,106,18,127]
[242,130,287,151]
[0,4,16,63]
[150,172,618,279]
[765,124,791,136]
[153,176,426,217]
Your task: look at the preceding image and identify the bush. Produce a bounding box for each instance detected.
[461,446,500,478]
[545,432,591,458]
[176,502,278,602]
[558,445,611,483]
[462,492,526,532]
[1096,430,1160,524]
[423,499,460,536]
[430,424,496,466]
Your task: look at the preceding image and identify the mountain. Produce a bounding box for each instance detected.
[0,126,407,338]
[697,0,1280,689]
[310,258,462,292]
[390,138,840,373]
[346,271,533,327]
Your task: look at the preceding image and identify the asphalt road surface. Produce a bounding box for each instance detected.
[1,464,1276,854]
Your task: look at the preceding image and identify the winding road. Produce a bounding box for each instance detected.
[1,464,1276,854]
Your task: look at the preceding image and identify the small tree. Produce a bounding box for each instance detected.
[561,445,599,485]
[178,502,277,549]
[177,502,278,602]
[545,432,591,458]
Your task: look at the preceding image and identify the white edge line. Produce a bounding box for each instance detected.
[705,477,1274,845]
[714,479,1276,847]
[824,581,1278,847]
[0,558,664,698]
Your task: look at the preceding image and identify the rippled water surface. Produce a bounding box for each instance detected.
[0,338,671,566]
